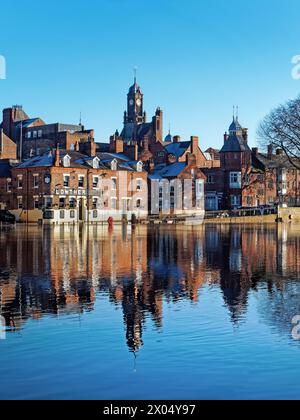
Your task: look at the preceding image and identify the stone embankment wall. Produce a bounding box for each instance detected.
[204,207,300,224]
[204,214,277,224]
[278,207,300,223]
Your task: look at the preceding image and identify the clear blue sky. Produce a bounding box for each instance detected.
[1,0,300,150]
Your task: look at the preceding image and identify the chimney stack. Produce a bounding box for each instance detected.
[55,144,60,167]
[267,144,273,159]
[191,136,199,154]
[252,147,258,156]
[2,108,13,138]
[143,136,149,152]
[242,128,248,144]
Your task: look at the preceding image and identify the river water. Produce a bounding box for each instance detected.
[0,224,300,400]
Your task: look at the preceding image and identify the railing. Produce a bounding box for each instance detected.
[205,207,278,220]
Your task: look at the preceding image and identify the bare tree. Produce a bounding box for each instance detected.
[258,96,300,170]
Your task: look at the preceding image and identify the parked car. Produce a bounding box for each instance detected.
[0,210,16,224]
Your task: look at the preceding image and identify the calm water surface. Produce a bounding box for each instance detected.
[0,224,300,400]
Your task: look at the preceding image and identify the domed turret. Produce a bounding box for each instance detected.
[164,133,173,143]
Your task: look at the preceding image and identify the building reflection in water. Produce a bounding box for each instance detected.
[0,224,300,352]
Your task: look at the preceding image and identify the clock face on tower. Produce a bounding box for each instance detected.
[129,99,134,106]
[136,99,142,107]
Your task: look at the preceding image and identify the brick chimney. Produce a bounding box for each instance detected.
[89,140,96,157]
[79,138,97,156]
[191,136,199,154]
[134,144,138,161]
[115,138,123,154]
[109,131,124,154]
[125,144,139,161]
[143,136,149,151]
[267,144,273,159]
[242,128,248,144]
[276,148,284,156]
[153,107,163,142]
[55,144,60,167]
[2,108,13,138]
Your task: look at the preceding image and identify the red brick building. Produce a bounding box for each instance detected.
[0,105,95,159]
[204,117,300,210]
[1,147,148,223]
[0,129,17,160]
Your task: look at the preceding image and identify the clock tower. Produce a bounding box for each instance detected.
[124,76,146,124]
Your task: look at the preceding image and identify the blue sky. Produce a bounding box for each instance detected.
[1,0,300,150]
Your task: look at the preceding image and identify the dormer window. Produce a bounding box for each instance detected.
[92,157,100,169]
[63,155,71,168]
[111,159,118,171]
[136,161,143,172]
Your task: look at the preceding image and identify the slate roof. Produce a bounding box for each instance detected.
[17,150,142,172]
[220,133,251,153]
[121,122,152,143]
[97,152,131,162]
[164,142,191,158]
[18,153,54,168]
[14,118,41,128]
[149,162,187,180]
[254,153,298,169]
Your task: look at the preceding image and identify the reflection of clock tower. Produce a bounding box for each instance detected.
[124,77,146,124]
